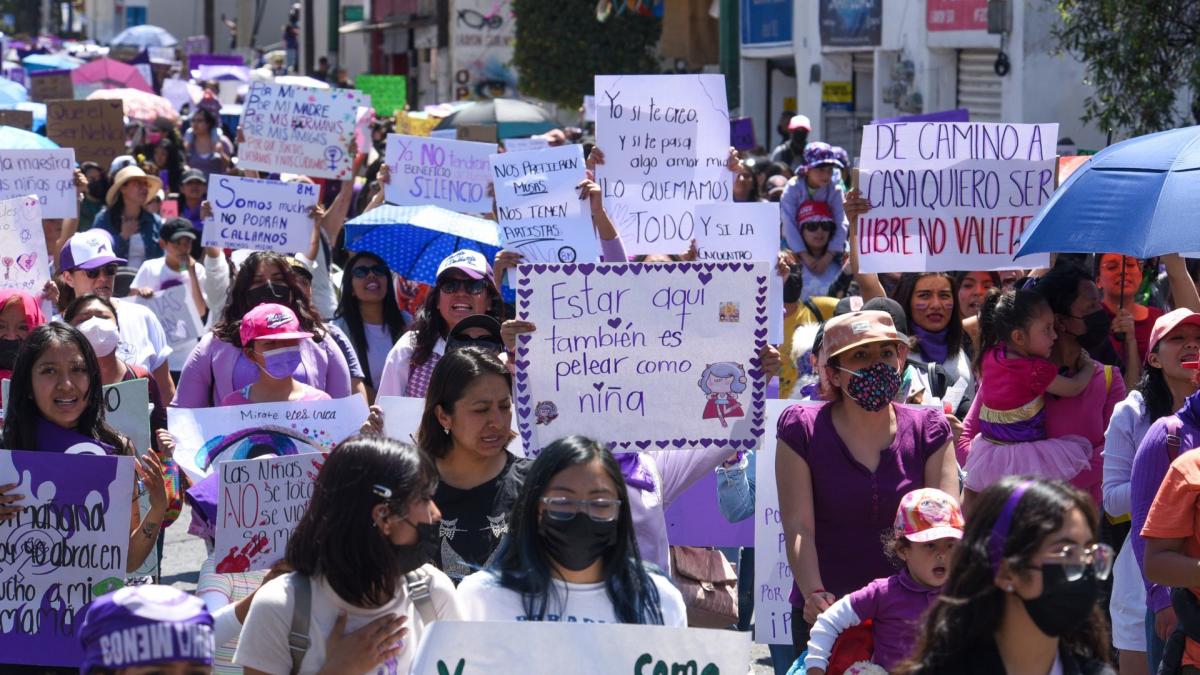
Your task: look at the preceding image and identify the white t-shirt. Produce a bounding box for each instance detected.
[234,565,461,675]
[131,258,208,371]
[457,569,687,627]
[112,297,171,372]
[363,323,393,388]
[126,234,146,270]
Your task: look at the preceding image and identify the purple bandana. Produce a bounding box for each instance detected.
[616,452,656,493]
[79,584,214,672]
[914,324,950,364]
[35,417,115,455]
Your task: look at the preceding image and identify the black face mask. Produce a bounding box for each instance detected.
[538,512,618,572]
[1071,309,1111,350]
[0,338,20,371]
[394,520,439,575]
[87,180,109,202]
[1021,563,1100,637]
[245,282,293,309]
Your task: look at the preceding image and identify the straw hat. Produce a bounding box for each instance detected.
[106,166,163,208]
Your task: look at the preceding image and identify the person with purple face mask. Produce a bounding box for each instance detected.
[221,303,331,405]
[78,584,215,675]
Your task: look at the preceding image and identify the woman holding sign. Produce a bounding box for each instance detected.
[775,310,958,654]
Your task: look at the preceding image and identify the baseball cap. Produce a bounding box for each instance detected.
[861,297,910,341]
[1151,308,1200,366]
[446,314,505,354]
[796,199,834,226]
[240,303,314,344]
[804,142,845,170]
[181,168,208,184]
[78,584,214,672]
[161,218,198,242]
[59,230,127,271]
[787,114,812,132]
[821,310,903,360]
[436,249,492,282]
[893,488,965,542]
[108,154,137,177]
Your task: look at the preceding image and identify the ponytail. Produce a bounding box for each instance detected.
[972,288,1050,375]
[973,288,1004,375]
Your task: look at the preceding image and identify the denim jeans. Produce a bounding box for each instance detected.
[1148,607,1166,673]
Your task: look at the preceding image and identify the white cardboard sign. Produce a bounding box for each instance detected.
[0,195,49,293]
[214,452,321,573]
[385,134,497,214]
[0,149,76,218]
[206,175,319,252]
[692,201,784,343]
[491,144,599,264]
[239,82,366,179]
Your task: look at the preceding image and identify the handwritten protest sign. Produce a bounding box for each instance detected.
[0,196,50,293]
[170,396,369,483]
[692,202,784,342]
[46,99,124,168]
[27,70,73,102]
[206,175,319,252]
[214,452,320,573]
[514,262,767,453]
[239,81,367,179]
[857,122,1056,272]
[754,400,802,645]
[490,145,598,264]
[131,284,205,365]
[0,149,76,217]
[103,379,151,456]
[377,395,524,457]
[595,74,733,255]
[385,134,497,214]
[356,74,408,116]
[412,621,751,675]
[0,450,134,666]
[0,110,32,130]
[503,137,549,152]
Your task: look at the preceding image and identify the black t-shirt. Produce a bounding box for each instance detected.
[433,453,530,583]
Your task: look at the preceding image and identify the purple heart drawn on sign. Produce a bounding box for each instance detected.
[750,357,761,368]
[697,272,713,286]
[756,276,767,285]
[755,316,767,325]
[562,264,577,275]
[518,288,533,299]
[518,334,531,345]
[679,263,692,273]
[752,392,766,404]
[607,318,622,329]
[611,265,628,276]
[579,263,595,275]
[754,328,768,338]
[518,300,528,311]
[635,440,651,450]
[532,264,547,274]
[699,438,712,448]
[727,263,740,272]
[596,266,610,275]
[519,424,530,434]
[15,252,36,272]
[517,395,530,405]
[755,295,765,305]
[517,407,530,417]
[713,438,728,447]
[592,382,605,392]
[629,265,642,275]
[754,339,767,350]
[655,440,670,449]
[617,441,631,449]
[672,438,687,448]
[517,275,531,286]
[749,369,764,381]
[751,427,765,438]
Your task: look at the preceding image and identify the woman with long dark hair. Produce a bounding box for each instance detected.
[333,251,407,400]
[458,435,686,625]
[234,436,460,675]
[896,477,1114,674]
[185,107,232,178]
[173,251,352,407]
[92,165,163,269]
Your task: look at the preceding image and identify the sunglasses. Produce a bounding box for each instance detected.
[84,263,121,279]
[351,263,389,279]
[439,278,489,296]
[803,221,835,233]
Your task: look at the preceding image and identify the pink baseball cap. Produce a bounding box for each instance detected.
[796,199,834,226]
[240,303,313,345]
[787,114,812,131]
[1149,308,1200,366]
[894,488,965,543]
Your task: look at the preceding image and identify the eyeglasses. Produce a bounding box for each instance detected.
[84,263,121,279]
[1027,542,1115,582]
[351,264,389,279]
[541,496,622,523]
[803,221,835,233]
[439,278,489,296]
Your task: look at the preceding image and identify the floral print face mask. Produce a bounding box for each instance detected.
[838,361,902,412]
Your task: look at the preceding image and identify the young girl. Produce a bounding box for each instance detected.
[804,488,964,674]
[962,288,1096,494]
[698,361,748,427]
[221,303,332,405]
[781,142,848,264]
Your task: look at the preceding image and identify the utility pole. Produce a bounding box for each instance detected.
[304,0,315,76]
[204,0,215,52]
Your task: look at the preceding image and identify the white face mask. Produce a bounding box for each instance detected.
[77,317,120,357]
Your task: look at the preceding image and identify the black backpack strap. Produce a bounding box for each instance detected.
[802,298,824,322]
[288,573,311,675]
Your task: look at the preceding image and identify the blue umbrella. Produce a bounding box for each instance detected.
[0,125,59,149]
[111,24,178,49]
[344,205,500,286]
[1017,125,1200,259]
[0,102,47,132]
[21,53,82,72]
[0,78,26,105]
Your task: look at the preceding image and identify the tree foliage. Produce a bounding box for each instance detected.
[511,0,661,109]
[1054,0,1200,135]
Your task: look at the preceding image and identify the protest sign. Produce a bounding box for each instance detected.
[46,99,124,168]
[692,202,784,342]
[356,74,408,116]
[664,471,753,547]
[102,379,151,456]
[0,196,50,293]
[377,395,524,457]
[0,450,134,666]
[503,137,550,152]
[490,144,599,264]
[206,174,319,252]
[214,452,321,572]
[0,110,32,130]
[170,396,369,483]
[595,74,733,255]
[131,283,205,362]
[753,399,802,645]
[457,124,498,143]
[0,149,76,218]
[514,262,768,453]
[412,621,750,675]
[730,116,756,150]
[27,69,73,102]
[385,134,497,214]
[395,111,439,137]
[161,77,199,112]
[159,198,179,219]
[583,95,596,122]
[857,121,1056,272]
[239,81,367,179]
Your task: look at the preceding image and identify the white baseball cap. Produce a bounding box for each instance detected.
[59,230,127,271]
[436,249,492,281]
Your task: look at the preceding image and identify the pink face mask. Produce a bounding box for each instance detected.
[147,132,163,145]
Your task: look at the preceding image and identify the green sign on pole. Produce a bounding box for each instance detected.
[355,74,409,116]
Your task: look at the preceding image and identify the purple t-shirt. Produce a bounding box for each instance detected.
[777,402,949,606]
[848,570,942,670]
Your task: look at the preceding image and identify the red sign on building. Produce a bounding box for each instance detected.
[927,0,988,31]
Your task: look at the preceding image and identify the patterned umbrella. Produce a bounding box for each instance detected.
[344,205,500,286]
[71,57,153,93]
[87,88,179,123]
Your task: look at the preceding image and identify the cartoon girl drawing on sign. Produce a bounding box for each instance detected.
[698,362,747,428]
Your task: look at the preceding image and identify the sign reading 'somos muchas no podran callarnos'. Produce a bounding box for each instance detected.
[0,450,134,667]
[514,262,768,454]
[857,122,1057,272]
[238,82,367,180]
[594,74,733,256]
[205,175,319,252]
[385,134,497,214]
[214,453,321,574]
[490,144,600,264]
[0,149,77,218]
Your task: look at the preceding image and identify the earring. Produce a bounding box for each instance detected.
[443,427,450,435]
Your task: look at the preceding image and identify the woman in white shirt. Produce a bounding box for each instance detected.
[235,436,461,675]
[458,435,687,626]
